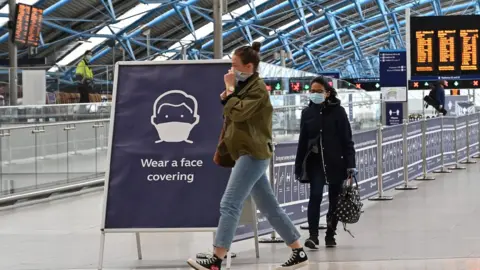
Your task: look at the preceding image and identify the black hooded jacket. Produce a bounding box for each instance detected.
[294,97,356,184]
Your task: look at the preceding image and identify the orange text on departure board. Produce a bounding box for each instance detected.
[416,30,434,72]
[14,4,43,47]
[460,29,478,71]
[26,6,43,46]
[14,4,31,45]
[438,30,456,71]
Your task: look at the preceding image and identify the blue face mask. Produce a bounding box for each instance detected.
[235,70,252,82]
[310,93,325,104]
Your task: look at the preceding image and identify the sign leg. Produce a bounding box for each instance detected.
[97,231,106,270]
[251,199,260,258]
[135,232,143,260]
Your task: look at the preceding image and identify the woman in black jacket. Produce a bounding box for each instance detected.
[294,76,356,249]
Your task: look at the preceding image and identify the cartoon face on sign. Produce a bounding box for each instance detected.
[151,90,200,144]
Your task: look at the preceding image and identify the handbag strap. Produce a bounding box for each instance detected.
[345,174,359,189]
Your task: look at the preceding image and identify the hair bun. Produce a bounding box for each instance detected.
[251,42,262,52]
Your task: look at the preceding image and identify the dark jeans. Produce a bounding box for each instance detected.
[307,166,343,238]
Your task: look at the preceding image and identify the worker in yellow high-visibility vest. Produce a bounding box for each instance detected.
[75,50,94,103]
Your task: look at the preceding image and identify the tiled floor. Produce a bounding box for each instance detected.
[1,161,480,270]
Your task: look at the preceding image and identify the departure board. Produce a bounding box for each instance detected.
[14,3,44,47]
[438,30,456,71]
[460,29,478,71]
[410,15,480,78]
[415,30,435,72]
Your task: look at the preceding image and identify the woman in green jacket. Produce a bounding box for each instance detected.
[187,42,309,270]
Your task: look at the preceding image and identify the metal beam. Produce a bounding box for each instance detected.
[188,5,214,22]
[353,0,365,20]
[247,0,258,19]
[432,0,443,15]
[173,4,196,36]
[303,46,323,72]
[347,27,362,60]
[100,0,117,21]
[375,0,391,30]
[325,10,344,49]
[390,13,405,48]
[288,0,310,36]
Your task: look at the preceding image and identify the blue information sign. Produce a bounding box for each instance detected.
[103,61,232,230]
[386,102,403,126]
[379,50,407,102]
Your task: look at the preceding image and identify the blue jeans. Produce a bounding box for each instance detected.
[214,155,301,249]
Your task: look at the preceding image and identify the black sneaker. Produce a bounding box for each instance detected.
[276,248,309,270]
[325,235,337,248]
[187,254,222,270]
[304,237,319,250]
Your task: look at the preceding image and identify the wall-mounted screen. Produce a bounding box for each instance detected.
[410,15,480,79]
[14,3,44,47]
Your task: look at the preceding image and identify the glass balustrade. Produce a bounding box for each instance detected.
[0,120,108,198]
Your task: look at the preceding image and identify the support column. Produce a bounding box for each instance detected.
[181,46,187,60]
[404,8,411,121]
[213,0,223,59]
[8,0,17,106]
[143,29,151,58]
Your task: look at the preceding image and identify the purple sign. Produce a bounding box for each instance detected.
[385,102,403,126]
[103,62,231,230]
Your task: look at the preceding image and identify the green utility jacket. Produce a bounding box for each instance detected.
[222,74,273,161]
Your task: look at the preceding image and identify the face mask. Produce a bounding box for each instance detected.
[154,122,196,143]
[310,93,325,104]
[151,103,199,144]
[85,55,92,62]
[234,70,252,82]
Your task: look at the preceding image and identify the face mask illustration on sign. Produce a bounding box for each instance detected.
[150,90,200,144]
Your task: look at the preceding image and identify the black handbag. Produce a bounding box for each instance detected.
[335,175,363,237]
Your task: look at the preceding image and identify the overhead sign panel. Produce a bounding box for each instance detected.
[14,3,44,47]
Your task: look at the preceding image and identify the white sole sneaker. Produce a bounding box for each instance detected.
[186,259,210,270]
[275,260,309,270]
